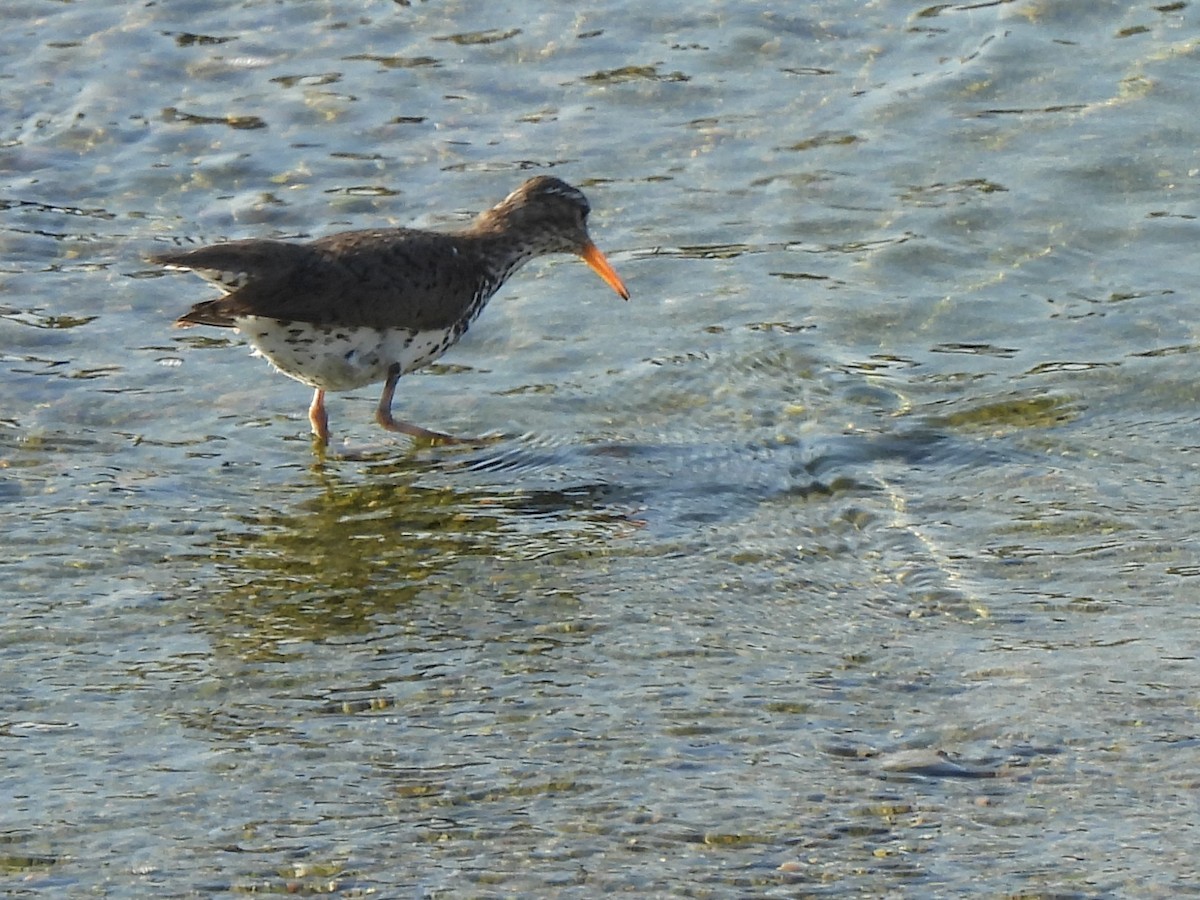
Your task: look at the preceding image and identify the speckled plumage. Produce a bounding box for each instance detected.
[152,176,629,447]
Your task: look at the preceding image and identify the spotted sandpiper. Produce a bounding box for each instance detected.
[152,176,630,448]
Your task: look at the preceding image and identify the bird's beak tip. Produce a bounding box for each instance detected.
[580,242,630,301]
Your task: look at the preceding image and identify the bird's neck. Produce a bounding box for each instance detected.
[461,229,542,288]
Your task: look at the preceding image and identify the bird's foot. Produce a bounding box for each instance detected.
[376,410,492,447]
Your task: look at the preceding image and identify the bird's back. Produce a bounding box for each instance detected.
[155,229,498,331]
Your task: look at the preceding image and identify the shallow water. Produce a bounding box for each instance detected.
[4,0,1200,896]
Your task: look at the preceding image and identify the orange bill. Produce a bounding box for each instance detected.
[580,242,630,300]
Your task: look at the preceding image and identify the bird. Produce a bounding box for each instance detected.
[151,175,630,449]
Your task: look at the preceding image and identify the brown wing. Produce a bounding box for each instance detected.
[155,230,493,331]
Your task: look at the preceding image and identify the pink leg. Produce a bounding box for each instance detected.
[375,364,462,444]
[308,389,330,445]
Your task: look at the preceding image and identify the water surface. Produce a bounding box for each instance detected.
[4,1,1200,895]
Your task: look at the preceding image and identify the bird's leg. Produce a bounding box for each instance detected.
[308,388,330,446]
[375,363,462,444]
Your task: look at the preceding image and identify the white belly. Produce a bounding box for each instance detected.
[235,316,459,392]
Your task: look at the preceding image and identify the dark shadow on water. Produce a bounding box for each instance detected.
[177,415,1038,653]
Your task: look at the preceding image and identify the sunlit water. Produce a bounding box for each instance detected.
[4,1,1200,895]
